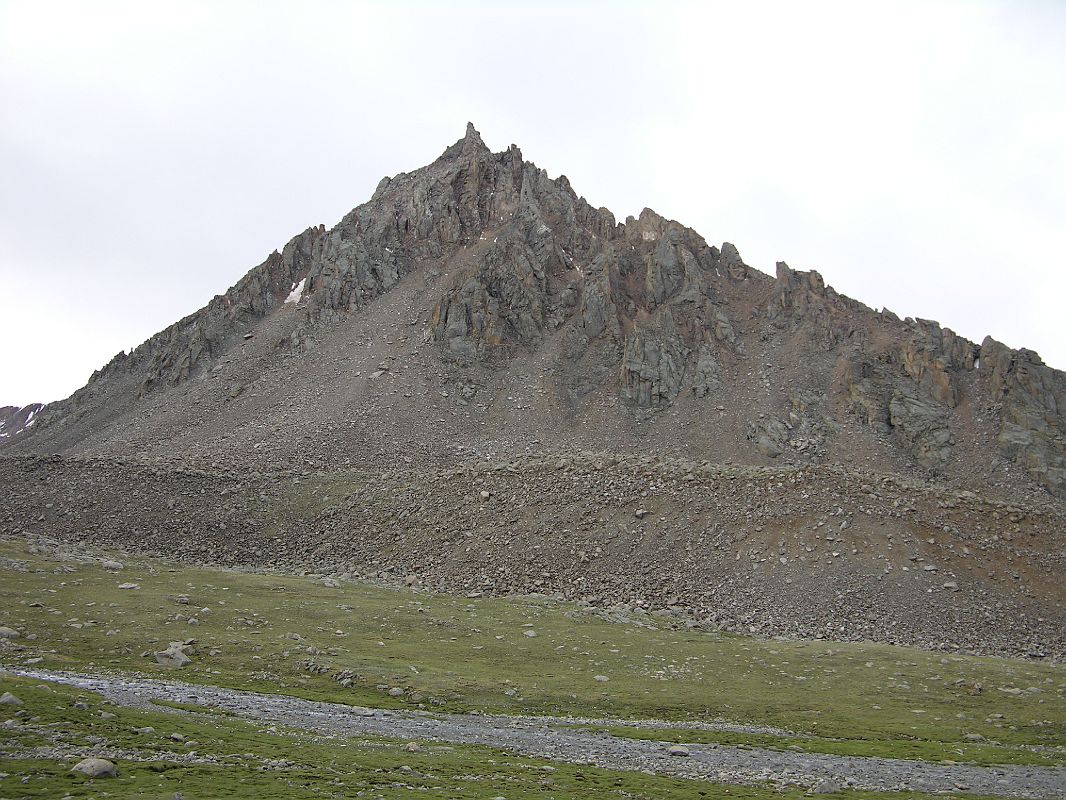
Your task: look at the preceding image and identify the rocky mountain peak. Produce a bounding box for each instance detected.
[437,121,491,163]
[4,128,1065,502]
[462,120,486,150]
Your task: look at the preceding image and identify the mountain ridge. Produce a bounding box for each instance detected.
[3,123,1065,501]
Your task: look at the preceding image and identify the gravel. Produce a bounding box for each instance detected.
[6,665,1064,798]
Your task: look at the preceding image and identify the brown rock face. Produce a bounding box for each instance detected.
[4,124,1065,502]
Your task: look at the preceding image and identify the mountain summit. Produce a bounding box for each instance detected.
[5,125,1065,500]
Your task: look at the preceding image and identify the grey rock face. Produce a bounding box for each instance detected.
[844,355,954,470]
[747,393,831,459]
[980,337,1066,496]
[691,348,723,398]
[621,312,690,407]
[888,389,954,469]
[901,320,976,407]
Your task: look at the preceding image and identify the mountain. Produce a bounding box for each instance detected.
[0,404,44,441]
[1,124,1063,658]
[5,123,1063,499]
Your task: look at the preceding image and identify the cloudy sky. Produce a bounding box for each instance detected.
[1,0,1064,405]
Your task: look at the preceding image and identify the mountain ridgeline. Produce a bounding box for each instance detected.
[5,124,1065,502]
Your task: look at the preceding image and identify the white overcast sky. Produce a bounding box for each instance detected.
[1,0,1064,405]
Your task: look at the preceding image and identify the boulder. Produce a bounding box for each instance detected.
[71,757,118,778]
[154,641,192,668]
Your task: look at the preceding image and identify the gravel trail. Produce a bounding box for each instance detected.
[5,666,1065,798]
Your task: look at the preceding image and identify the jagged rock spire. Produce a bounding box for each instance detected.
[461,121,488,156]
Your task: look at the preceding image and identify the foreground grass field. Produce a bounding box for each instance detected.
[0,674,1016,800]
[1,535,1063,771]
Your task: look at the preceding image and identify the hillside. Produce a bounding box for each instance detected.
[1,125,1063,659]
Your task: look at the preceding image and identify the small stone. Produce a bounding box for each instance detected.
[118,582,140,590]
[0,692,23,706]
[522,629,537,638]
[667,744,689,756]
[388,687,405,697]
[176,595,190,605]
[593,675,609,682]
[403,741,421,752]
[0,626,21,639]
[71,757,118,778]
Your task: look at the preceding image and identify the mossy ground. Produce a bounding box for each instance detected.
[1,536,1063,774]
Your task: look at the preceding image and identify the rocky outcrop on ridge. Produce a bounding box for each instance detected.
[2,124,1065,503]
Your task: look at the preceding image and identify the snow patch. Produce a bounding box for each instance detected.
[285,278,307,304]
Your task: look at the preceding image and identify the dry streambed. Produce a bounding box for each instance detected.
[6,666,1065,798]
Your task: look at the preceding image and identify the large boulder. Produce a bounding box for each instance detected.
[71,757,118,778]
[154,641,193,668]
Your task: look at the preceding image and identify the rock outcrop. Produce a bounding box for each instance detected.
[980,337,1066,496]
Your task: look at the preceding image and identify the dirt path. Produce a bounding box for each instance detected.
[5,666,1065,798]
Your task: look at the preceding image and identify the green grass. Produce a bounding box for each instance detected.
[1,675,1011,800]
[1,535,1064,771]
